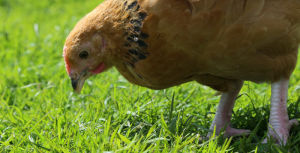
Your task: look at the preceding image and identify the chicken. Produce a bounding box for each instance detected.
[63,0,300,145]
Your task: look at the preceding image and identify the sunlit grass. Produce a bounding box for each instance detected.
[0,0,300,152]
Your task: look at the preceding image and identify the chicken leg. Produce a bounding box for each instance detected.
[265,79,299,145]
[207,80,250,138]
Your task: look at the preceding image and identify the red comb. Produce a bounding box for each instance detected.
[63,46,71,75]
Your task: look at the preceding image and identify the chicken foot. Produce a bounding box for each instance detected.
[207,80,250,138]
[264,79,299,145]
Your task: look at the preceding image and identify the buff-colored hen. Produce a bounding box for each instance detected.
[63,0,300,145]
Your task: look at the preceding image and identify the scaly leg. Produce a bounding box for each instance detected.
[207,80,250,138]
[265,79,299,145]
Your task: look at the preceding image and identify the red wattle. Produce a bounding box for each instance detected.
[91,63,105,74]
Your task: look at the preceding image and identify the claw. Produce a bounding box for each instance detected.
[288,119,299,129]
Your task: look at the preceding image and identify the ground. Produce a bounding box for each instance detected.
[0,0,300,152]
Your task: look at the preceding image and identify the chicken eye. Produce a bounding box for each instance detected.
[79,51,89,59]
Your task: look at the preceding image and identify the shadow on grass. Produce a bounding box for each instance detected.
[114,93,300,152]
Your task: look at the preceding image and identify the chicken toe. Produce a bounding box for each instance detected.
[224,127,251,137]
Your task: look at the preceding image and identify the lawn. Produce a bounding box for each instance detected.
[0,0,300,152]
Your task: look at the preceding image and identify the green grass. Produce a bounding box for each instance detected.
[0,0,300,152]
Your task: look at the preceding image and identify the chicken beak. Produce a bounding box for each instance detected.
[71,78,79,91]
[70,77,85,94]
[70,70,89,94]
